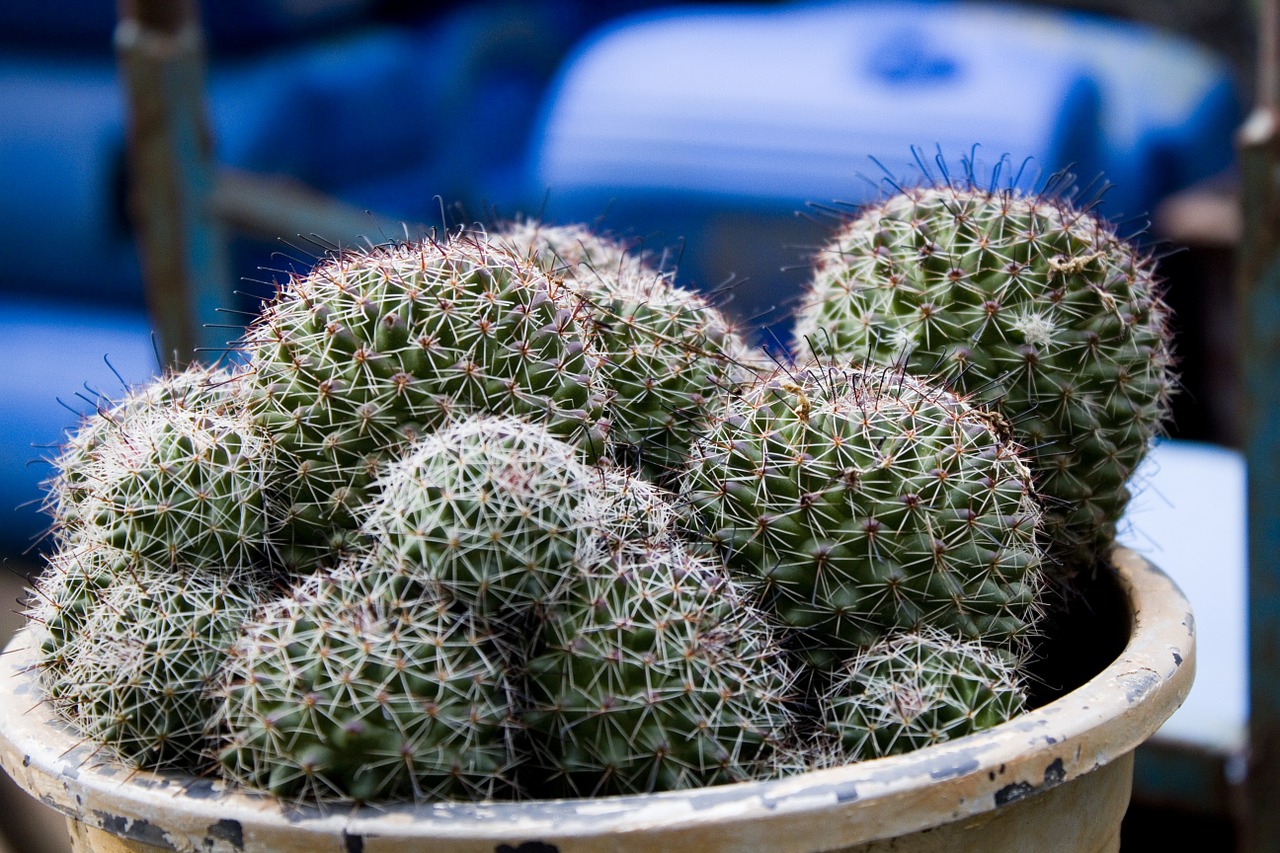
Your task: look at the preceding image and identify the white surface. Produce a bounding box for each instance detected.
[1119,439,1247,754]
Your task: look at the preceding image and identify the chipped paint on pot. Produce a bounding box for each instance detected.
[0,548,1193,853]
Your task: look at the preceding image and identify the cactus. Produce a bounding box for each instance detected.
[793,182,1174,574]
[819,627,1027,761]
[25,541,132,707]
[498,220,758,474]
[217,563,519,804]
[682,363,1043,667]
[44,364,241,541]
[359,415,598,621]
[239,232,610,570]
[521,538,798,796]
[49,398,274,575]
[55,563,263,771]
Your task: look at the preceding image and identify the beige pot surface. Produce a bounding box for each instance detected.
[0,547,1194,853]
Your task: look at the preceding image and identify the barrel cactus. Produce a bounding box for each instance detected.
[499,220,758,474]
[793,183,1174,575]
[358,415,597,621]
[819,627,1028,761]
[58,566,263,771]
[682,362,1044,666]
[48,396,275,574]
[217,565,520,803]
[239,232,610,570]
[521,538,797,796]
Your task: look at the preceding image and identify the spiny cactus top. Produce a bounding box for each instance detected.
[682,363,1044,666]
[359,415,597,620]
[50,397,275,575]
[819,627,1028,761]
[522,538,797,796]
[44,364,241,541]
[499,220,758,474]
[793,184,1174,575]
[216,564,519,804]
[240,232,610,570]
[57,565,264,771]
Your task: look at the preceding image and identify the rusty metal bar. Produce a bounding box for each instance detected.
[208,169,426,249]
[114,0,233,369]
[1239,0,1280,849]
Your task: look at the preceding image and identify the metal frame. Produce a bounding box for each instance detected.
[114,0,414,368]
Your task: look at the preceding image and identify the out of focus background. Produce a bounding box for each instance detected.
[0,0,1259,849]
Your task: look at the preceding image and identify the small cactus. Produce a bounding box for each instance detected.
[216,564,520,803]
[682,362,1044,666]
[49,399,274,575]
[819,627,1028,761]
[794,182,1174,575]
[521,538,798,796]
[239,232,610,570]
[499,220,758,474]
[359,415,598,621]
[55,563,263,771]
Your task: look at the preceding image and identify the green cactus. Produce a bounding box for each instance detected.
[44,364,241,541]
[819,627,1027,761]
[50,396,274,575]
[793,183,1174,575]
[359,415,597,621]
[521,538,797,796]
[239,232,611,571]
[54,563,263,771]
[682,363,1044,667]
[498,220,757,474]
[216,564,519,804]
[25,541,132,707]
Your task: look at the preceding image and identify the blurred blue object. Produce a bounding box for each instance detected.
[0,299,159,553]
[0,0,376,54]
[529,0,1242,342]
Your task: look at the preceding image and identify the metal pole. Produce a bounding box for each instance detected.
[114,0,233,369]
[1239,0,1280,849]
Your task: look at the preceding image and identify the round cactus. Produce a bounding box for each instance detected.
[52,399,274,575]
[682,363,1044,666]
[44,363,241,541]
[496,219,650,281]
[359,415,597,621]
[26,541,132,706]
[793,183,1174,574]
[57,564,263,771]
[216,565,519,804]
[499,220,758,474]
[819,627,1027,761]
[239,232,611,570]
[521,539,797,796]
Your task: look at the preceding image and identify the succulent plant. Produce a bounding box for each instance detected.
[43,364,241,541]
[521,538,797,796]
[498,220,758,475]
[819,627,1027,761]
[239,232,610,570]
[48,559,263,771]
[359,415,598,621]
[217,564,519,804]
[25,540,132,705]
[682,363,1044,667]
[48,397,275,575]
[793,183,1174,575]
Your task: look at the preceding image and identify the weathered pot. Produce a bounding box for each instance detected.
[0,547,1193,853]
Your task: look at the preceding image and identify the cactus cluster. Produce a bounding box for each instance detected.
[794,182,1173,576]
[26,165,1172,808]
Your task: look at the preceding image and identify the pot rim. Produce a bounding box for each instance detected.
[0,546,1194,852]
